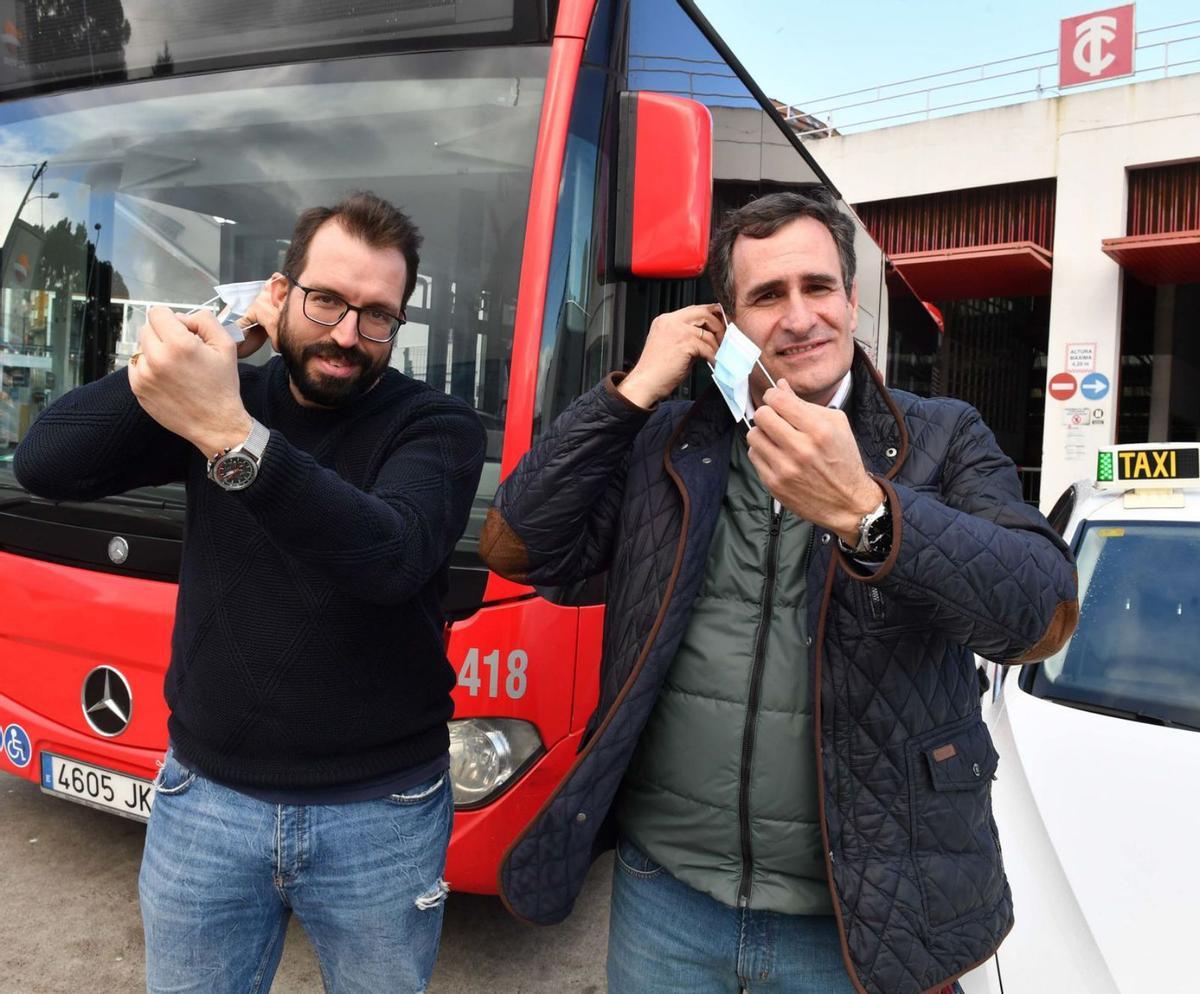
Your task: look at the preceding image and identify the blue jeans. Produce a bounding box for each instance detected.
[139,750,453,994]
[608,837,965,994]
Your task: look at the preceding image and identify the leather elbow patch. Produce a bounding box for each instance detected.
[479,507,531,582]
[1013,597,1080,663]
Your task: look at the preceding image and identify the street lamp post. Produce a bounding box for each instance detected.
[6,160,47,230]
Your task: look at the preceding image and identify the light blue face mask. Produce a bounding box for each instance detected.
[709,308,776,428]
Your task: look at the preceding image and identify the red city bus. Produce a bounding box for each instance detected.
[0,0,920,893]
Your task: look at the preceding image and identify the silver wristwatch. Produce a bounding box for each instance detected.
[206,419,270,491]
[838,497,892,558]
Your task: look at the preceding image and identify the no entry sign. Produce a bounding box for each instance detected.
[1048,372,1078,401]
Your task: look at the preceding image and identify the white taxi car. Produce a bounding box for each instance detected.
[961,443,1200,994]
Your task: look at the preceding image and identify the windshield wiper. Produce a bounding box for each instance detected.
[1042,696,1200,733]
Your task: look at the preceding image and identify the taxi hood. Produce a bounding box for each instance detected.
[987,684,1200,993]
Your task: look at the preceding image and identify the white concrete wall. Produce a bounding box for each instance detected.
[813,99,1059,203]
[800,74,1200,509]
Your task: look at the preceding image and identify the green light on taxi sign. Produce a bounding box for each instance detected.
[1097,451,1114,482]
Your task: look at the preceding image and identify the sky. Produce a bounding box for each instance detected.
[694,0,1200,122]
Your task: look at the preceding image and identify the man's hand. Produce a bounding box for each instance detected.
[130,306,252,458]
[747,379,884,544]
[617,303,723,409]
[234,276,283,360]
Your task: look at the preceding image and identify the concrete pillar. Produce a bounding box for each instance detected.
[1039,146,1125,511]
[1148,284,1175,441]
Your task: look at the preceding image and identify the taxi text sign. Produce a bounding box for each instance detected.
[1098,447,1200,483]
[1060,5,1135,88]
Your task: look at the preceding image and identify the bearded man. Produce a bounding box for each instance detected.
[16,192,486,994]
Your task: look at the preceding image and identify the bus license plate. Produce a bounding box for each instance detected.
[40,753,154,821]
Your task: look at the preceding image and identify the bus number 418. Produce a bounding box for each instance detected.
[457,649,528,700]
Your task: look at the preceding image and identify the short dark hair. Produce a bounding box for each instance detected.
[282,191,423,309]
[707,188,857,316]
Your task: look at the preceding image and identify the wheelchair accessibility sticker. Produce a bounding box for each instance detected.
[4,723,32,769]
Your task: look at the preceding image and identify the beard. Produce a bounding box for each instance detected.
[277,306,391,408]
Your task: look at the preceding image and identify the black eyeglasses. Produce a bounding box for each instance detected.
[284,273,406,344]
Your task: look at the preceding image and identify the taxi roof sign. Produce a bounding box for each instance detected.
[1096,443,1200,490]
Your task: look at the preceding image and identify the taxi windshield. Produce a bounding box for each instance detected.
[1031,520,1200,731]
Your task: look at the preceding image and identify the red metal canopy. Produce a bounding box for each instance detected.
[1102,229,1200,285]
[888,241,1053,301]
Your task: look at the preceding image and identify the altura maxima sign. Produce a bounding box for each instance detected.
[1060,4,1136,87]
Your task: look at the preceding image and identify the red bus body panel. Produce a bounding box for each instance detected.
[447,0,599,887]
[0,551,173,780]
[484,0,595,606]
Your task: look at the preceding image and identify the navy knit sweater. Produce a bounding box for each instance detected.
[14,358,486,789]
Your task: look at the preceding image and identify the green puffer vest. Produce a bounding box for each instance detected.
[615,431,831,915]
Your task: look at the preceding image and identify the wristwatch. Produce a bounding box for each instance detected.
[206,419,270,491]
[838,496,893,559]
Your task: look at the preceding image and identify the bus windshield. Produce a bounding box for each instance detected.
[0,45,548,520]
[1031,520,1200,732]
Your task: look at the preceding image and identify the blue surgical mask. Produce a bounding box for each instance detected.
[710,310,776,427]
[712,321,760,425]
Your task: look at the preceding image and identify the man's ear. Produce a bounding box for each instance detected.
[847,280,859,332]
[269,272,289,309]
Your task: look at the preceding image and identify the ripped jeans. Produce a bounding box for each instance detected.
[139,750,453,994]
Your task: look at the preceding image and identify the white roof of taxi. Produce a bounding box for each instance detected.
[1063,479,1200,535]
[1073,482,1200,517]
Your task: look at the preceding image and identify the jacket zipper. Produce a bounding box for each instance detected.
[736,506,815,906]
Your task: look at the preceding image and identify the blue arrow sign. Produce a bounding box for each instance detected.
[1080,372,1110,400]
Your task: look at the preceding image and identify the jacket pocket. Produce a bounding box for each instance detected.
[906,715,1004,932]
[854,582,925,633]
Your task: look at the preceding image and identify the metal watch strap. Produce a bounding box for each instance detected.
[838,497,891,557]
[238,419,271,464]
[206,419,270,481]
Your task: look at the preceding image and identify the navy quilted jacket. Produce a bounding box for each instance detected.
[480,349,1078,994]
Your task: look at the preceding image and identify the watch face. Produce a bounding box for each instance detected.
[866,505,893,553]
[213,452,257,490]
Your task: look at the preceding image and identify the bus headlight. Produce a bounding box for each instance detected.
[448,718,543,808]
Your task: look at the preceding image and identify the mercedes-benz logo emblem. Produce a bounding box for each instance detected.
[107,536,130,565]
[81,667,133,737]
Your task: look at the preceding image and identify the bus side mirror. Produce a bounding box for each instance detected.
[612,91,712,279]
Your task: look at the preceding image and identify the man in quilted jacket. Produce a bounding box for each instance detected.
[479,188,1078,994]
